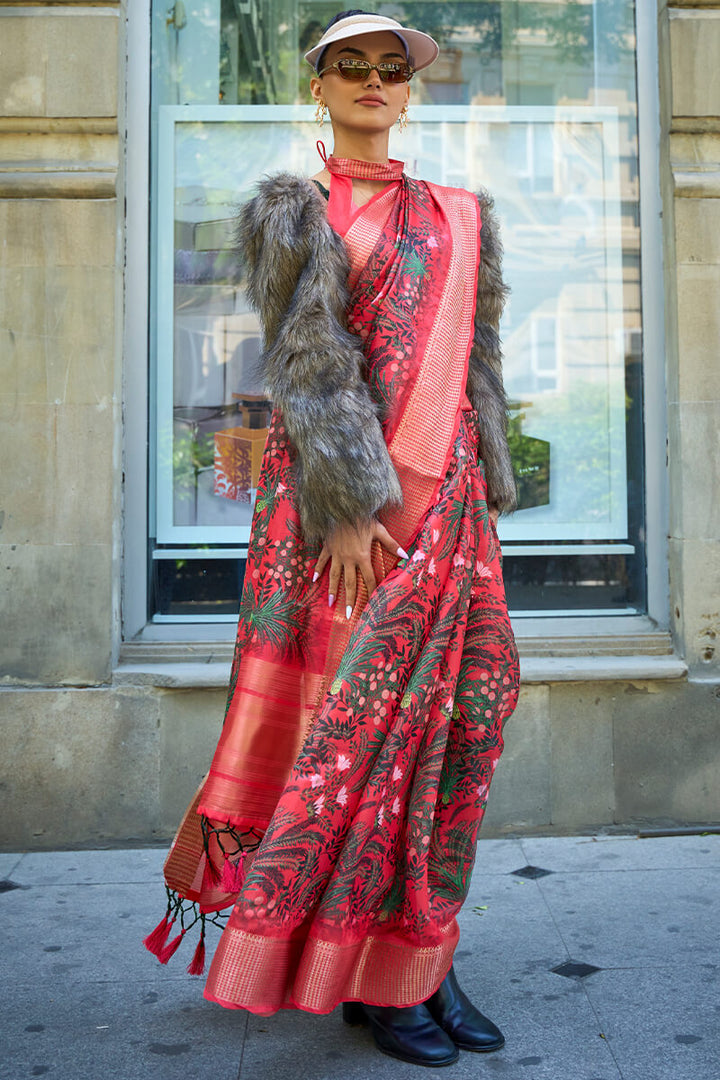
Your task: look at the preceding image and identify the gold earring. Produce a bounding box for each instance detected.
[398,103,409,132]
[315,100,327,126]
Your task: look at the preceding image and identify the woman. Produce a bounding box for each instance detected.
[146,10,520,1068]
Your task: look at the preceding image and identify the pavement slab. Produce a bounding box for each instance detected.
[467,837,527,877]
[519,833,720,873]
[533,866,720,969]
[9,848,165,887]
[0,854,23,881]
[583,964,720,1080]
[1,980,247,1080]
[1,879,198,987]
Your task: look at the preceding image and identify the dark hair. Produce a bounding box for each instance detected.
[316,9,406,72]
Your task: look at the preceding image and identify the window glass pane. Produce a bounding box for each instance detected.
[153,556,246,617]
[149,0,645,619]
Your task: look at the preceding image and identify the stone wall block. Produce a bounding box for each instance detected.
[0,18,47,116]
[670,132,720,170]
[668,537,720,673]
[0,264,116,409]
[46,15,119,117]
[0,543,113,685]
[0,403,54,540]
[54,403,116,545]
[0,687,160,849]
[157,688,228,834]
[613,680,720,823]
[0,402,114,546]
[482,685,551,833]
[0,13,118,119]
[44,264,116,347]
[0,200,117,271]
[667,401,720,542]
[675,263,720,401]
[0,131,118,169]
[44,265,116,402]
[0,267,49,408]
[675,199,720,265]
[669,11,720,117]
[548,685,615,826]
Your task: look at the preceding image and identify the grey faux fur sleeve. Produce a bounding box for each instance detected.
[236,173,401,542]
[467,192,517,514]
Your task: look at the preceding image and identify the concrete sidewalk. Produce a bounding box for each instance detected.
[1,834,718,1080]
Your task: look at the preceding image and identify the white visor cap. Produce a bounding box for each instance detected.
[305,13,439,73]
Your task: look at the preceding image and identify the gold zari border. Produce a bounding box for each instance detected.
[204,919,459,1015]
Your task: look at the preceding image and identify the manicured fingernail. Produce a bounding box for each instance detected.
[346,605,352,620]
[328,594,335,608]
[397,547,409,560]
[312,571,319,582]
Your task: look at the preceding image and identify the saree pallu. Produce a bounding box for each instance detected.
[151,176,520,1014]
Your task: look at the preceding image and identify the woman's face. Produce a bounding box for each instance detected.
[310,30,411,136]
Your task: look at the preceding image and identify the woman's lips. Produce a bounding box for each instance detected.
[356,97,385,106]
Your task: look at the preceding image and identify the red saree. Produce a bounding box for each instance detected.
[148,173,520,1015]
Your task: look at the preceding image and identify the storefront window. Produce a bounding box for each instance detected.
[149,0,644,620]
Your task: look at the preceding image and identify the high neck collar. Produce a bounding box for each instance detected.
[326,155,405,181]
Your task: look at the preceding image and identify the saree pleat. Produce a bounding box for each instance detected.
[154,175,520,1012]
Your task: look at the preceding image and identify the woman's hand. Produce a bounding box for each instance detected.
[313,521,408,619]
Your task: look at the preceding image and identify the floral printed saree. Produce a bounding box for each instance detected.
[145,171,520,1016]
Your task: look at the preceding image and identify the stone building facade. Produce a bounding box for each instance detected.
[0,0,718,849]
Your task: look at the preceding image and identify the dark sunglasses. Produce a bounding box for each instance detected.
[317,58,415,84]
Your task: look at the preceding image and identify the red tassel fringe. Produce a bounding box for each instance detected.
[220,853,246,894]
[158,931,185,964]
[186,937,206,976]
[201,855,221,893]
[143,915,172,958]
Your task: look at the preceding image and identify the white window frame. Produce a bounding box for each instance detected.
[122,0,668,640]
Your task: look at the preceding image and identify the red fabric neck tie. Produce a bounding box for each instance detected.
[326,155,405,181]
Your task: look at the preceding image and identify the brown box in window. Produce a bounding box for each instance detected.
[231,393,273,429]
[214,426,267,500]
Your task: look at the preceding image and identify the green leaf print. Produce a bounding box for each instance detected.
[405,250,428,279]
[430,827,475,900]
[239,587,303,654]
[330,634,386,695]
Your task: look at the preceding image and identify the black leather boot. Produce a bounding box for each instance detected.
[343,1000,459,1067]
[425,966,505,1052]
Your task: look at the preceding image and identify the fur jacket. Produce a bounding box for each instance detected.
[236,173,516,542]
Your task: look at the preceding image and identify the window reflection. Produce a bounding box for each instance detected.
[150,0,645,617]
[210,2,636,111]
